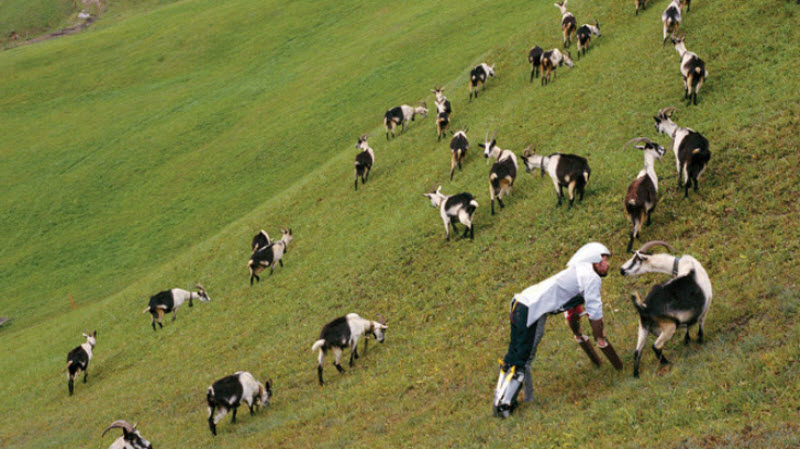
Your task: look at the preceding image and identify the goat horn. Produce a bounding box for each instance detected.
[658,106,676,117]
[195,283,205,293]
[377,314,387,325]
[638,240,676,254]
[522,143,536,157]
[102,420,135,437]
[622,137,655,150]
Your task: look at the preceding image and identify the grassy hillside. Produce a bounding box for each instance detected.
[1,0,799,447]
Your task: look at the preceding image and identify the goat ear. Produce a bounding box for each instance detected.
[93,330,97,337]
[478,143,485,148]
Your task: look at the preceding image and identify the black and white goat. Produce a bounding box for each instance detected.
[540,49,574,85]
[653,107,711,197]
[423,185,478,240]
[449,129,469,180]
[66,330,96,395]
[434,98,451,142]
[468,63,495,101]
[431,87,452,115]
[554,1,577,48]
[383,103,428,140]
[311,313,388,385]
[248,228,293,284]
[662,0,682,45]
[206,371,272,436]
[635,0,648,15]
[576,21,600,59]
[620,241,713,378]
[101,420,152,449]
[520,146,590,208]
[528,45,544,82]
[354,134,374,190]
[142,284,210,331]
[251,230,271,253]
[623,138,666,253]
[670,35,708,106]
[480,132,518,215]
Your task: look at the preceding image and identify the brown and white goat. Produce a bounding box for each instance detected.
[620,241,713,378]
[670,35,708,106]
[623,138,666,253]
[576,21,600,59]
[653,107,711,197]
[469,63,495,101]
[662,0,682,45]
[555,1,577,48]
[540,49,574,85]
[480,132,518,215]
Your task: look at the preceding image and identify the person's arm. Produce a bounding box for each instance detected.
[589,317,607,347]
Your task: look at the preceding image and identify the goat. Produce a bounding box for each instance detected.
[66,330,96,395]
[384,103,428,140]
[101,420,152,449]
[354,134,374,190]
[449,129,469,180]
[207,371,272,435]
[555,1,577,48]
[520,146,590,208]
[142,285,210,331]
[623,138,666,253]
[480,132,518,215]
[653,107,711,197]
[635,0,648,15]
[434,98,450,142]
[662,0,682,45]
[620,241,713,378]
[540,49,574,85]
[248,228,293,284]
[468,63,495,101]
[576,21,600,59]
[528,45,544,82]
[251,230,271,253]
[423,185,478,240]
[681,0,692,12]
[431,87,452,115]
[311,313,387,385]
[670,35,708,106]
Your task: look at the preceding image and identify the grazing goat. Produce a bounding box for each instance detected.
[435,98,451,142]
[576,21,600,59]
[66,330,96,395]
[449,129,469,180]
[469,63,495,101]
[251,230,271,253]
[143,285,210,331]
[620,241,713,378]
[653,107,711,197]
[520,146,590,208]
[480,132,518,215]
[311,313,387,385]
[384,103,427,140]
[670,35,708,106]
[662,0,682,45]
[101,420,152,449]
[555,1,577,48]
[248,228,293,284]
[528,45,544,82]
[540,49,574,85]
[354,134,374,190]
[623,138,666,253]
[423,185,479,240]
[207,371,272,435]
[635,0,648,15]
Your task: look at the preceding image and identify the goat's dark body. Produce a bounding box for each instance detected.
[66,346,89,395]
[252,231,270,252]
[354,151,373,190]
[490,157,517,214]
[528,46,543,81]
[469,65,488,99]
[384,107,404,126]
[449,133,469,180]
[148,290,175,312]
[682,55,706,105]
[208,375,244,414]
[554,154,590,206]
[317,316,352,351]
[562,16,577,47]
[677,132,711,197]
[625,176,657,252]
[576,26,591,57]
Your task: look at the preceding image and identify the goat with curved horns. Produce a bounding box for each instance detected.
[143,285,210,330]
[101,420,152,449]
[653,107,711,197]
[623,137,666,252]
[620,241,713,378]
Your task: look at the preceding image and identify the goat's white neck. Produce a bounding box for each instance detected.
[639,151,660,191]
[639,253,689,276]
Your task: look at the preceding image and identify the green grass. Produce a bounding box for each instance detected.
[1,0,799,447]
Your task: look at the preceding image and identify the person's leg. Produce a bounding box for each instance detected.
[523,315,548,402]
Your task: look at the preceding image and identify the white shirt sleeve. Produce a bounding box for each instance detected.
[577,264,603,320]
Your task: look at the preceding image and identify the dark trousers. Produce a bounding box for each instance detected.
[502,299,547,370]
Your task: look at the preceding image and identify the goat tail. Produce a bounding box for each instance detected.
[631,291,647,311]
[311,339,326,353]
[583,169,590,184]
[206,386,215,405]
[467,200,479,215]
[142,306,151,314]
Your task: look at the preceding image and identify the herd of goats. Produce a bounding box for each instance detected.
[60,1,740,446]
